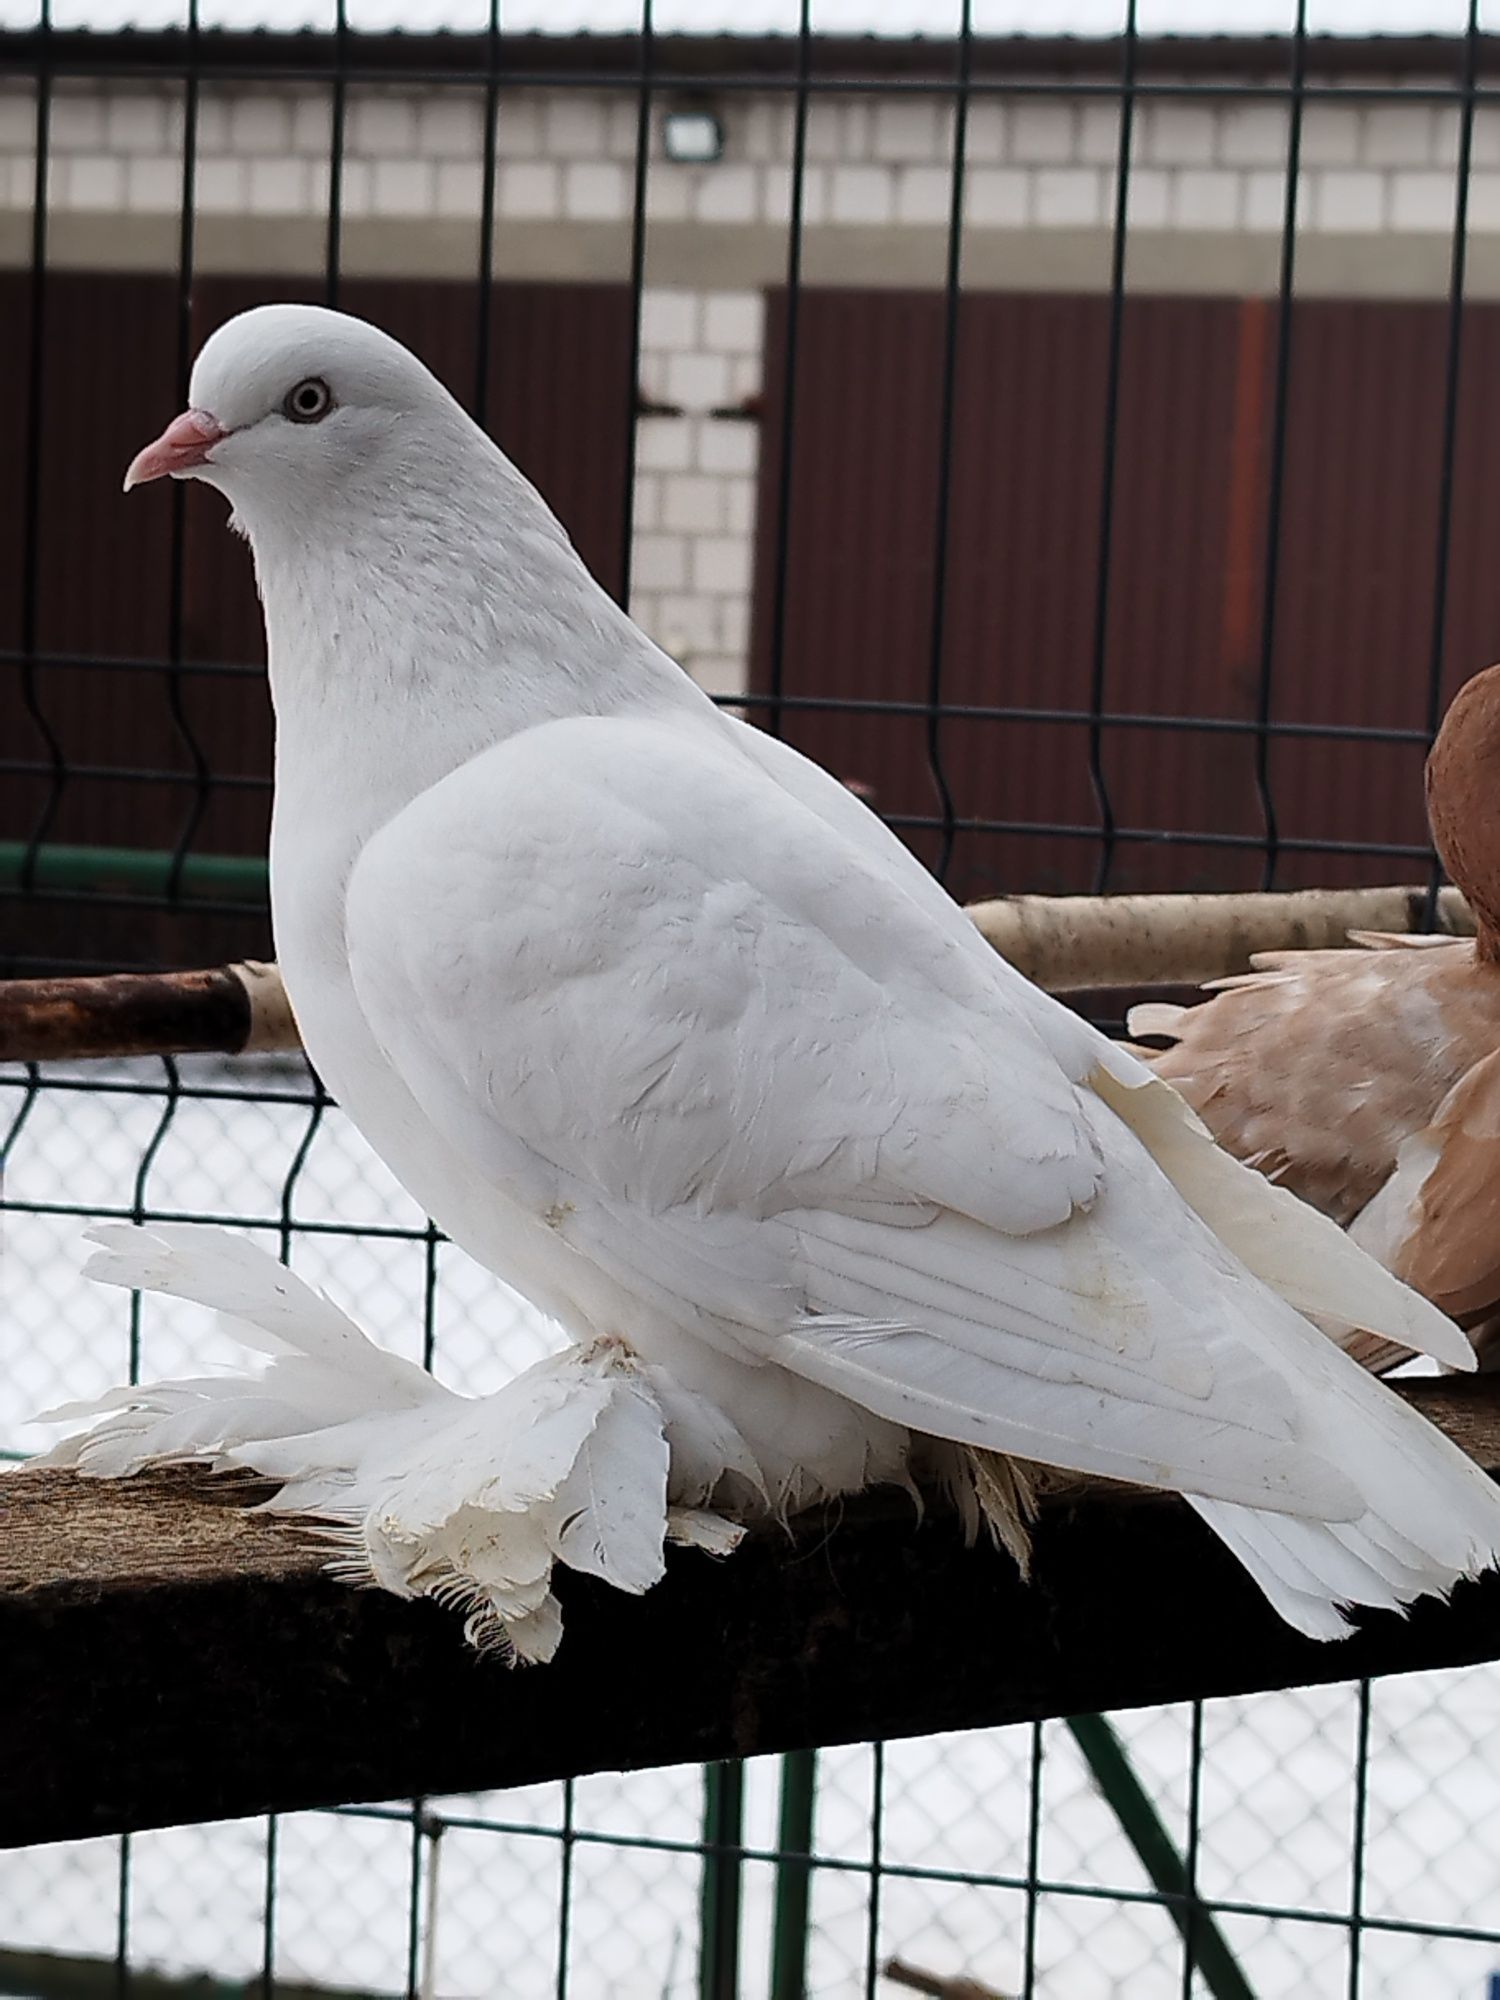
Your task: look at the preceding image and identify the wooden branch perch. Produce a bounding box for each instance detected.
[6,1376,1500,1850]
[968,884,1473,993]
[0,1945,379,2000]
[0,886,1474,1062]
[883,1958,1015,2000]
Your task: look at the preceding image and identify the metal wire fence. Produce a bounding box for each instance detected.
[6,3,1500,1995]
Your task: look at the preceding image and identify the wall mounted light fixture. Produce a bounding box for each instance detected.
[662,108,725,164]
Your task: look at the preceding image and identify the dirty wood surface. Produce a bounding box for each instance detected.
[6,1375,1500,1847]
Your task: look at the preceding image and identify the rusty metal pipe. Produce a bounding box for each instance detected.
[0,961,297,1063]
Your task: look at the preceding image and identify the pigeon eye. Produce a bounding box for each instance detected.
[283,377,333,424]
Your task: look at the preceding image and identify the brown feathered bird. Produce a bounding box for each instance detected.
[1130,662,1500,1370]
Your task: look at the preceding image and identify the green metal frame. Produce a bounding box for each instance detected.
[0,840,268,903]
[769,1751,818,2000]
[699,1761,746,2000]
[1064,1715,1255,2000]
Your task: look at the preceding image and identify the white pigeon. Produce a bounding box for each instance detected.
[107,301,1500,1644]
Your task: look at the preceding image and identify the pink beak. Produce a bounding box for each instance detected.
[123,408,229,492]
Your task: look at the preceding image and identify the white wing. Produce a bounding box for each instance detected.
[346,711,1106,1244]
[736,715,1477,1369]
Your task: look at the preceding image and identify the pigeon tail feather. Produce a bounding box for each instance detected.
[1091,1055,1479,1372]
[43,1224,750,1662]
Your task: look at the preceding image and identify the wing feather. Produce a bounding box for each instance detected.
[345,713,1104,1239]
[1365,1048,1500,1324]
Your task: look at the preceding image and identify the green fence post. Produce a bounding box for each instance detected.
[1065,1714,1256,2000]
[699,1760,746,2000]
[769,1749,818,2000]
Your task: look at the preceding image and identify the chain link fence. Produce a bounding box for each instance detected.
[7,2,1500,1994]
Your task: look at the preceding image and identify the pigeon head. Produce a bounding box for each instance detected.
[124,303,461,522]
[122,299,675,745]
[1427,660,1500,962]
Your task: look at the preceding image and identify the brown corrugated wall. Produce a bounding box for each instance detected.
[1,271,637,970]
[752,287,1500,906]
[12,275,1500,968]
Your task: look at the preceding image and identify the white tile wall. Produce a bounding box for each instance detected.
[10,78,1488,243]
[66,153,123,207]
[641,290,699,352]
[632,534,689,593]
[434,159,484,216]
[702,292,760,354]
[493,98,542,157]
[663,350,731,415]
[495,159,557,218]
[896,164,953,226]
[1471,105,1500,169]
[1011,102,1077,165]
[105,95,169,154]
[336,158,373,216]
[1125,166,1171,230]
[369,157,433,217]
[1217,102,1288,168]
[543,97,608,159]
[48,92,105,150]
[249,156,310,214]
[289,94,333,154]
[872,100,943,164]
[193,157,247,212]
[1034,165,1103,228]
[964,99,1007,164]
[1242,166,1289,232]
[1173,167,1240,231]
[1142,102,1217,167]
[1363,102,1436,166]
[0,92,36,149]
[1076,101,1121,166]
[228,93,292,156]
[1390,167,1456,232]
[1469,172,1500,232]
[562,159,629,220]
[830,163,893,227]
[628,289,764,698]
[1301,103,1361,166]
[418,93,482,159]
[664,475,724,532]
[126,154,180,210]
[347,92,417,157]
[694,163,758,224]
[965,165,1030,227]
[636,419,694,474]
[1311,167,1386,233]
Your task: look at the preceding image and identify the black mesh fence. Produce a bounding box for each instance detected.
[5,6,1500,1996]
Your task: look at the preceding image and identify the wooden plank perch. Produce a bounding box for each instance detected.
[0,886,1475,1062]
[6,1375,1500,1850]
